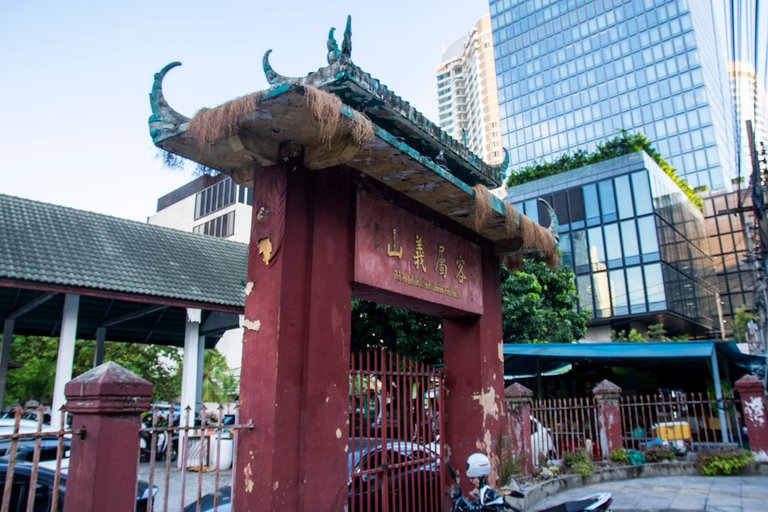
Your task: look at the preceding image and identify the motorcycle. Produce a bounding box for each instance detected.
[448,454,612,512]
[139,413,178,462]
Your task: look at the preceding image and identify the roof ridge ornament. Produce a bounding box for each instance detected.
[263,49,296,85]
[489,148,510,181]
[537,198,559,243]
[148,62,190,143]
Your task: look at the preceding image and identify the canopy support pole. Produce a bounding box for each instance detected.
[711,350,730,443]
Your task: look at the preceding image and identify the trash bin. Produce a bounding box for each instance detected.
[652,421,691,450]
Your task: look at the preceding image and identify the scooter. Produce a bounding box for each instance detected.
[448,454,612,512]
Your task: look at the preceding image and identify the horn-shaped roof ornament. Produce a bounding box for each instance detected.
[538,198,559,243]
[148,62,190,142]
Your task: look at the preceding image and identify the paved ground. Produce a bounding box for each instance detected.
[138,462,233,510]
[529,475,768,512]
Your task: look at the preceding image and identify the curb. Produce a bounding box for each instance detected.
[511,461,768,510]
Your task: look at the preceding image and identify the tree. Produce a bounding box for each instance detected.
[200,349,238,403]
[646,323,670,341]
[5,335,183,406]
[611,328,646,342]
[732,305,753,343]
[350,300,443,364]
[501,259,588,343]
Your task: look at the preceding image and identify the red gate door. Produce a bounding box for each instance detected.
[348,350,443,512]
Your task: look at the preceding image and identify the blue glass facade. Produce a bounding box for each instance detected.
[490,0,736,191]
[505,152,719,335]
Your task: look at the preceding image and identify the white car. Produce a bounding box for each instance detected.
[530,417,555,464]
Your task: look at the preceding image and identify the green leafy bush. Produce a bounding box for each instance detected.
[563,449,594,477]
[695,447,753,476]
[643,444,676,462]
[609,448,629,464]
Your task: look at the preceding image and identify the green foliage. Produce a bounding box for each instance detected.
[563,449,594,477]
[200,349,237,403]
[642,444,676,462]
[610,328,646,342]
[611,323,687,342]
[695,447,753,476]
[350,300,443,364]
[502,259,588,343]
[609,448,629,464]
[732,305,754,343]
[6,335,183,405]
[646,323,669,341]
[506,130,703,209]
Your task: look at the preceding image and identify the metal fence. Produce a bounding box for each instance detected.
[530,397,601,464]
[348,350,443,512]
[0,406,75,512]
[619,391,746,452]
[528,390,747,465]
[139,404,252,512]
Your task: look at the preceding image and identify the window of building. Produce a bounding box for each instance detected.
[572,230,589,274]
[615,175,635,219]
[577,274,594,318]
[193,211,235,238]
[609,268,629,316]
[194,177,237,220]
[626,266,647,313]
[588,226,607,271]
[645,263,666,311]
[598,180,617,222]
[638,215,660,260]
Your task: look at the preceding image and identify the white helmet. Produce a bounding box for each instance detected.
[466,452,491,478]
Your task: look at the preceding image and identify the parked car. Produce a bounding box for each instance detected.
[0,436,71,463]
[0,460,156,511]
[183,438,440,512]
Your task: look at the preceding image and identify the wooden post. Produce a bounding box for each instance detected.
[443,246,506,493]
[63,362,152,512]
[234,162,353,512]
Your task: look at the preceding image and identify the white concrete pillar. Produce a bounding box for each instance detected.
[0,319,15,409]
[195,339,205,410]
[52,294,79,425]
[93,327,106,367]
[179,309,203,468]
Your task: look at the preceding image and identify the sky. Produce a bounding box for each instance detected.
[0,0,488,222]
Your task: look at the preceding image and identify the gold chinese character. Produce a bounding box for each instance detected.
[413,235,427,272]
[455,255,467,284]
[435,245,447,278]
[387,228,403,259]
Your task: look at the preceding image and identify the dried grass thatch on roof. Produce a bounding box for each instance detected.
[187,92,263,147]
[472,184,559,270]
[304,85,373,148]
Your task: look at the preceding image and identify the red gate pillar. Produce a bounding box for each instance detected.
[593,379,623,458]
[504,383,533,475]
[443,246,506,490]
[63,362,152,512]
[234,159,353,512]
[735,374,768,454]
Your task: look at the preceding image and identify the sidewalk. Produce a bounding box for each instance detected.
[529,475,768,512]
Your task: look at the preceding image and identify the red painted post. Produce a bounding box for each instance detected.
[234,160,353,512]
[504,383,533,475]
[443,245,506,493]
[735,374,768,455]
[63,362,152,512]
[592,379,622,459]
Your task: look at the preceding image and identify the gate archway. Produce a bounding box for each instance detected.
[148,16,557,511]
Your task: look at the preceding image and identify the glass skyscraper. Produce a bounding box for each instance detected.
[490,0,737,191]
[505,152,719,338]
